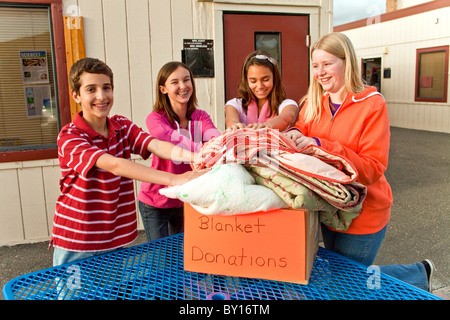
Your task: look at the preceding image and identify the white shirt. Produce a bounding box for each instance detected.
[225,98,298,125]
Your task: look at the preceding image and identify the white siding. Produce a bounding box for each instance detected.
[0,0,332,245]
[342,6,450,133]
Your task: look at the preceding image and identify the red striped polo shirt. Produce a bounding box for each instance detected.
[51,112,153,252]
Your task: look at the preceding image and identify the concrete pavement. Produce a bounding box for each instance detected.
[374,127,450,299]
[0,127,448,300]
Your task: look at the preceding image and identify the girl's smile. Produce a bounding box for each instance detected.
[159,66,193,107]
[312,49,347,102]
[247,65,274,105]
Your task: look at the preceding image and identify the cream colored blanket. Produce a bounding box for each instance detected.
[159,163,287,215]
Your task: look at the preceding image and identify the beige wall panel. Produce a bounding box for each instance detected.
[411,103,421,129]
[18,167,49,241]
[430,105,448,132]
[0,169,24,245]
[319,0,333,36]
[399,104,408,129]
[195,78,219,128]
[78,0,106,61]
[149,0,173,76]
[347,8,450,48]
[103,0,132,119]
[389,103,398,127]
[212,6,226,130]
[172,0,193,59]
[133,157,152,231]
[192,2,216,125]
[126,0,153,129]
[42,165,61,236]
[193,1,212,39]
[425,105,436,131]
[440,105,450,132]
[214,0,321,5]
[421,105,432,130]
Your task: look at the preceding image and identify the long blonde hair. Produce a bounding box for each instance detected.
[302,32,365,122]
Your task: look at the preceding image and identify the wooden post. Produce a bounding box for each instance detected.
[63,16,85,120]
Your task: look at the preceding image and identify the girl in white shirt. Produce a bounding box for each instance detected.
[225,50,298,132]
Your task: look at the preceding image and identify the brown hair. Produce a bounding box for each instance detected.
[153,61,198,124]
[237,50,286,118]
[69,57,114,94]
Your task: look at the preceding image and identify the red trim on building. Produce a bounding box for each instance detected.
[0,0,70,163]
[414,45,449,103]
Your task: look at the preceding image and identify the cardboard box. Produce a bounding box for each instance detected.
[183,203,319,284]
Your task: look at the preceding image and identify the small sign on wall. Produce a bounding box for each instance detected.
[182,39,214,78]
[19,50,49,84]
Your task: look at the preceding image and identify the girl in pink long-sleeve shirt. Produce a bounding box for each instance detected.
[138,62,221,241]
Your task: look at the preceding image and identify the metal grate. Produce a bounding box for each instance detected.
[2,233,441,300]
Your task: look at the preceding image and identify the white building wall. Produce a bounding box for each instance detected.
[341,6,450,133]
[0,0,332,245]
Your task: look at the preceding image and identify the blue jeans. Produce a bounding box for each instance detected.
[53,247,118,266]
[138,201,184,242]
[321,224,429,291]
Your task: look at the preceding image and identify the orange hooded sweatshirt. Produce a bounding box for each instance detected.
[295,86,393,235]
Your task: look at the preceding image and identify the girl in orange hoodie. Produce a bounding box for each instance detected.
[284,32,434,292]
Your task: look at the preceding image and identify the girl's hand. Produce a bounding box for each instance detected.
[282,130,317,149]
[283,130,302,142]
[246,122,272,130]
[225,122,246,132]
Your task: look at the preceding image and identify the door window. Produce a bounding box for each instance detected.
[255,32,281,70]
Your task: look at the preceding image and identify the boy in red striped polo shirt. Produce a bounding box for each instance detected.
[51,58,204,266]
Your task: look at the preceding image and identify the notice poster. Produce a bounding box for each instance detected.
[20,50,49,84]
[24,85,52,118]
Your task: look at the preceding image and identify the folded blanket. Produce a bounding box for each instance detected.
[178,128,366,230]
[194,128,358,183]
[193,128,296,170]
[248,165,363,231]
[159,163,287,215]
[257,154,366,211]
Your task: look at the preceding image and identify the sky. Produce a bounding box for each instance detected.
[333,0,386,26]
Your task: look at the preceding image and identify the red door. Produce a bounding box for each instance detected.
[223,13,310,103]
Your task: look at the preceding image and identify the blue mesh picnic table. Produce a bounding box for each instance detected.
[2,233,441,300]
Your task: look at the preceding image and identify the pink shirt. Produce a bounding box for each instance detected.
[138,109,221,208]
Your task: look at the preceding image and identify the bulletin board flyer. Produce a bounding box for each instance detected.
[20,50,49,84]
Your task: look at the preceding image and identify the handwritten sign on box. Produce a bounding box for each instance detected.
[183,204,319,284]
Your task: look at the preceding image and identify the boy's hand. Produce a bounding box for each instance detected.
[171,169,209,185]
